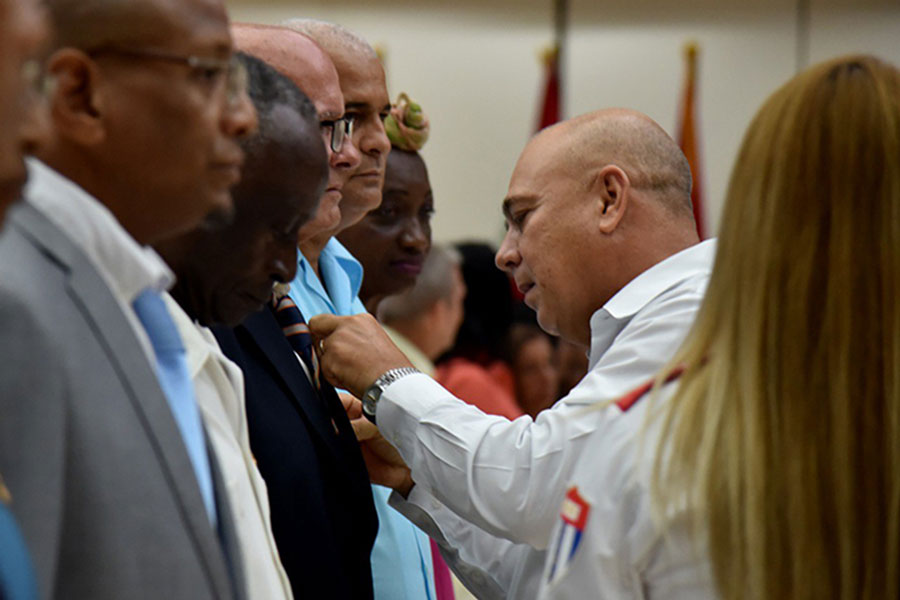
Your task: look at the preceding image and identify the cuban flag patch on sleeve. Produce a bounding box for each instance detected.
[545,485,591,585]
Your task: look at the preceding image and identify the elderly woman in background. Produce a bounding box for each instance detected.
[434,241,524,419]
[541,55,900,600]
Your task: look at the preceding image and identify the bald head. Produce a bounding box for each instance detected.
[231,23,342,121]
[538,109,693,217]
[498,108,699,345]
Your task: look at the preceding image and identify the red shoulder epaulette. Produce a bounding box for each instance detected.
[614,366,685,412]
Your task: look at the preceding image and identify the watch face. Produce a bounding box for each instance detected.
[363,384,382,413]
[364,386,381,404]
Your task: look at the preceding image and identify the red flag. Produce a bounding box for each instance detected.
[677,42,706,238]
[536,45,561,131]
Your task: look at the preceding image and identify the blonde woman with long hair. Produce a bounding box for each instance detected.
[538,55,900,600]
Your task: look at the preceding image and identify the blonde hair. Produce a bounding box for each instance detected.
[653,55,900,600]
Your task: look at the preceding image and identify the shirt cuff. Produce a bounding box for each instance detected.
[377,373,456,454]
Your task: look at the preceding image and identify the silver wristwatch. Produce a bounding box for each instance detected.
[361,367,420,424]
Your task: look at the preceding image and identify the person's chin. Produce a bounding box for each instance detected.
[0,198,15,229]
[0,171,27,223]
[533,302,558,336]
[217,295,265,327]
[322,188,342,206]
[199,199,235,231]
[322,208,342,234]
[383,272,417,296]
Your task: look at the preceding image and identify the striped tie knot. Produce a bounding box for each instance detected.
[271,295,321,389]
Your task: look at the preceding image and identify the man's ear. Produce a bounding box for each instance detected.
[46,49,106,146]
[425,298,446,328]
[588,164,629,234]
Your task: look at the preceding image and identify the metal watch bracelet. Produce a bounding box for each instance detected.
[361,367,420,425]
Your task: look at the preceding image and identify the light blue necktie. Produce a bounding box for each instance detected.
[0,501,37,600]
[132,289,217,526]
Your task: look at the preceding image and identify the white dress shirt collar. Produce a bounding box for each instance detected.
[588,239,716,368]
[24,158,174,302]
[163,293,221,380]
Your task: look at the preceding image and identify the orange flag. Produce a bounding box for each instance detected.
[677,42,706,238]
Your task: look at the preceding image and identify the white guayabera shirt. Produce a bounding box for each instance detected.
[537,380,715,599]
[380,239,716,599]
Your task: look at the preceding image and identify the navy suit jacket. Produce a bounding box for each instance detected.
[213,307,378,600]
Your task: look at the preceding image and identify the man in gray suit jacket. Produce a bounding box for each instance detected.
[0,0,257,598]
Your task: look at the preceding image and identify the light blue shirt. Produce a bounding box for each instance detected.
[288,238,367,318]
[288,238,436,600]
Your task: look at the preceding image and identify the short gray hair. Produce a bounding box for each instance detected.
[378,245,461,323]
[281,18,377,60]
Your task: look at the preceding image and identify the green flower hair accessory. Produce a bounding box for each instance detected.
[384,92,430,151]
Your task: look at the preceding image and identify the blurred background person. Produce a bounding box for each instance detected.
[541,54,900,600]
[506,323,559,419]
[435,241,523,420]
[554,338,589,398]
[339,93,433,314]
[378,245,465,378]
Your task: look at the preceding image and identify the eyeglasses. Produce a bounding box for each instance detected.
[86,47,248,107]
[320,116,354,153]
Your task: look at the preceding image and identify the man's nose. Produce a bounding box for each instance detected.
[271,242,298,284]
[331,135,362,173]
[495,230,520,273]
[222,87,258,139]
[358,116,390,158]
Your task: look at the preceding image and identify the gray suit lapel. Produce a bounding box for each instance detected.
[12,204,236,599]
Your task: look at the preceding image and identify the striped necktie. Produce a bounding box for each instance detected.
[271,295,321,389]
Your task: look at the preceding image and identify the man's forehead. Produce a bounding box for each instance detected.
[2,0,48,51]
[507,149,548,195]
[233,27,343,118]
[122,0,232,56]
[502,136,571,216]
[331,51,389,108]
[287,59,342,119]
